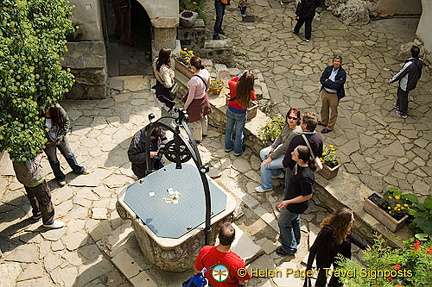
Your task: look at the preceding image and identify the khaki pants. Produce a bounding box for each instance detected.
[320,89,339,130]
[190,116,208,142]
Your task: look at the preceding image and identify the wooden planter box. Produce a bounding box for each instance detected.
[317,163,341,180]
[174,58,194,79]
[225,95,258,120]
[363,193,408,232]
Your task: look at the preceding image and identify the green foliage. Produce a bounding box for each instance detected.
[336,235,432,287]
[179,0,206,12]
[407,195,432,237]
[320,144,340,168]
[176,47,194,65]
[378,187,414,220]
[258,116,285,145]
[0,0,74,163]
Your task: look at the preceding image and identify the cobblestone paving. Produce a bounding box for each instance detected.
[1,1,431,286]
[204,0,432,199]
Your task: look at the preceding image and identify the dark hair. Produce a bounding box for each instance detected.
[235,70,255,109]
[302,112,318,131]
[411,45,420,58]
[218,222,235,246]
[320,208,354,245]
[333,55,343,64]
[190,56,204,70]
[144,125,162,138]
[286,108,301,125]
[49,106,67,130]
[156,48,172,72]
[296,145,311,162]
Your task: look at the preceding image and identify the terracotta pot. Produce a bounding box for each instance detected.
[179,11,198,28]
[317,163,341,180]
[363,193,408,232]
[174,58,194,79]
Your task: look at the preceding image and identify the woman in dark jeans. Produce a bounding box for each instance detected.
[305,208,370,286]
[44,104,89,186]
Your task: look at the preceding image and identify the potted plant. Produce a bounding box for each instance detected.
[209,78,225,95]
[179,10,198,28]
[175,48,194,78]
[317,144,341,180]
[336,235,432,287]
[258,116,286,145]
[363,187,413,232]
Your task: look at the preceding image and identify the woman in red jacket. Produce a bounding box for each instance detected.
[224,70,256,156]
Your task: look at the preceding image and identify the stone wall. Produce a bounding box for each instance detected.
[63,42,107,100]
[178,19,206,52]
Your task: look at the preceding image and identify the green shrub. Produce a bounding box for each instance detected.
[258,116,285,145]
[0,0,74,163]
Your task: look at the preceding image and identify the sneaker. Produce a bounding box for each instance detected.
[255,186,273,193]
[213,35,220,40]
[32,213,42,220]
[305,39,310,42]
[400,114,408,119]
[225,147,234,153]
[58,180,67,187]
[43,220,64,229]
[276,246,295,256]
[272,173,285,179]
[82,169,90,175]
[393,103,399,110]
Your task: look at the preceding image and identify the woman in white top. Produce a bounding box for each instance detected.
[183,56,212,142]
[153,48,175,118]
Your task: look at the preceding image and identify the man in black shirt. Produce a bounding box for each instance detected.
[277,145,315,256]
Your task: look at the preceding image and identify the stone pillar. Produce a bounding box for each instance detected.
[417,0,432,53]
[151,17,179,55]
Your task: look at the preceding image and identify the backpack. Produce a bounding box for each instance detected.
[182,273,208,287]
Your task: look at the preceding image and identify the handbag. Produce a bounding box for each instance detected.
[169,82,178,100]
[301,134,323,171]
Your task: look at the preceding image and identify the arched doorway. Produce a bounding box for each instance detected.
[104,0,153,76]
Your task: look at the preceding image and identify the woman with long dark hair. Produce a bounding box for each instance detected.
[153,48,176,117]
[44,104,89,186]
[225,70,256,156]
[255,108,302,193]
[183,56,212,143]
[305,208,370,287]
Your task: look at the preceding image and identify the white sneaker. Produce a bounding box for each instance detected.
[58,180,67,187]
[272,173,285,179]
[82,169,90,175]
[255,186,272,193]
[43,220,64,229]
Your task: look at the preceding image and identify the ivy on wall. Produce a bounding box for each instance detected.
[0,0,75,162]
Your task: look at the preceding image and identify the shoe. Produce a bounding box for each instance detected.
[272,173,285,179]
[393,103,399,110]
[32,213,42,220]
[305,39,310,42]
[219,30,225,35]
[58,180,67,187]
[317,121,325,126]
[82,169,90,175]
[255,186,273,193]
[276,246,295,256]
[213,35,220,40]
[321,128,332,134]
[400,114,408,119]
[43,220,64,229]
[225,147,234,153]
[234,146,245,156]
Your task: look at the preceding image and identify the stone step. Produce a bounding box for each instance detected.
[231,223,263,265]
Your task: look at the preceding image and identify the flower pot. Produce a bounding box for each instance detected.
[209,87,223,95]
[247,104,258,120]
[174,58,194,79]
[363,193,408,232]
[179,11,198,28]
[317,163,341,180]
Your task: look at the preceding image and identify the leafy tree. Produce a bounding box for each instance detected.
[0,0,74,163]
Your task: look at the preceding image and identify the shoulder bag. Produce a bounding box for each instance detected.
[301,134,323,171]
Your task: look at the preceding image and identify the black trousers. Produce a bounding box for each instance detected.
[294,17,313,40]
[25,180,55,225]
[396,86,409,116]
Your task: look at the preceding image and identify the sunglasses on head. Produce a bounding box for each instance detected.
[288,116,298,120]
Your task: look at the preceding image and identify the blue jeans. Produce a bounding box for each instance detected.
[225,109,247,155]
[278,208,301,253]
[214,0,226,37]
[44,137,84,181]
[259,146,284,189]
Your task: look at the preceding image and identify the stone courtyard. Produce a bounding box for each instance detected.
[1,0,431,286]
